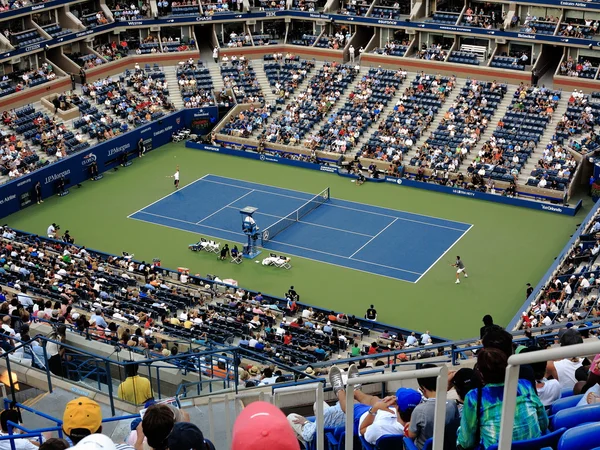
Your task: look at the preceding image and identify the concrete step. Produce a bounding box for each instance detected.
[405,84,462,162]
[204,59,225,93]
[308,66,371,139]
[516,95,569,184]
[162,66,185,109]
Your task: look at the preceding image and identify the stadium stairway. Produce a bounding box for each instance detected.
[307,66,372,138]
[470,91,515,156]
[251,59,280,106]
[204,59,226,95]
[404,84,463,162]
[518,95,570,183]
[359,94,404,149]
[4,383,239,450]
[162,66,185,110]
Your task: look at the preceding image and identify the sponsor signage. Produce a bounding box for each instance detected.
[0,110,193,219]
[188,142,582,216]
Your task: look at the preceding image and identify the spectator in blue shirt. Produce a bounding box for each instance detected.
[92,309,108,329]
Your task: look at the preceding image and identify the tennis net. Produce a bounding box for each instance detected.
[260,187,330,246]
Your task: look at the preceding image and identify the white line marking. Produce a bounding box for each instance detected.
[205,173,473,227]
[349,218,398,258]
[127,174,209,218]
[414,224,474,283]
[133,211,246,237]
[128,214,417,283]
[201,176,468,232]
[196,190,255,224]
[223,206,374,238]
[268,238,421,275]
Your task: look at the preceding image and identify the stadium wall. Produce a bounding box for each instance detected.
[186,141,583,216]
[0,108,217,219]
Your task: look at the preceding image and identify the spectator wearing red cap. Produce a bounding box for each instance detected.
[232,401,299,450]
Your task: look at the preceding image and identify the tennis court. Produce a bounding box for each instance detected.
[128,174,472,282]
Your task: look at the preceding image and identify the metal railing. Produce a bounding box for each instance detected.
[498,339,600,449]
[344,366,449,450]
[273,382,326,450]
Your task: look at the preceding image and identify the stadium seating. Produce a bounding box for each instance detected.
[362,73,450,163]
[307,68,404,153]
[415,80,507,173]
[255,63,356,145]
[475,86,560,182]
[289,33,319,46]
[486,427,566,450]
[372,41,407,57]
[448,51,480,65]
[491,56,526,71]
[220,60,264,103]
[42,24,71,38]
[557,423,600,450]
[428,12,459,24]
[553,403,600,430]
[253,34,278,45]
[520,20,557,35]
[263,59,314,103]
[10,29,44,48]
[178,61,216,107]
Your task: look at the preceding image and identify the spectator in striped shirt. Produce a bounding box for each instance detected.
[456,348,548,449]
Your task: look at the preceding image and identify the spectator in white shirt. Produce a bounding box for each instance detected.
[0,409,44,450]
[519,347,561,407]
[546,328,584,391]
[406,332,418,347]
[420,331,431,345]
[359,387,422,445]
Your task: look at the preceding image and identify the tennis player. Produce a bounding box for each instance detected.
[167,166,180,189]
[452,256,468,284]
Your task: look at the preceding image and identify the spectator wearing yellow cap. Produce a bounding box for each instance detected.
[62,398,103,445]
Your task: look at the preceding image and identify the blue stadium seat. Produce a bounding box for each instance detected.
[375,434,404,450]
[557,423,600,450]
[561,388,574,398]
[403,437,432,450]
[487,427,566,450]
[553,404,600,430]
[551,395,584,415]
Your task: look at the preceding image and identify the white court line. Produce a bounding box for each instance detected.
[349,218,398,258]
[127,174,209,218]
[223,205,374,238]
[201,176,468,232]
[414,224,474,283]
[131,210,421,278]
[129,213,416,283]
[268,238,421,275]
[205,173,473,227]
[196,190,255,224]
[133,211,246,237]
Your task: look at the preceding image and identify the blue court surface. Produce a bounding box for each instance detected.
[128,174,472,282]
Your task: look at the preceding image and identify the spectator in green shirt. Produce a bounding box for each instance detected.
[350,343,361,357]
